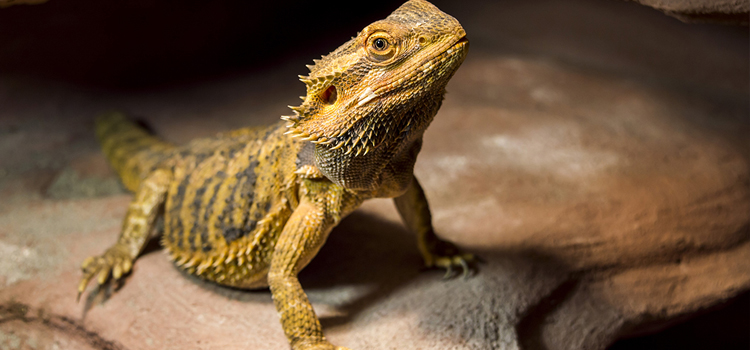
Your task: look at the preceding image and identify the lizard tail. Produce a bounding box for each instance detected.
[96,112,175,192]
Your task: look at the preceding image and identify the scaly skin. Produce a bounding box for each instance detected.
[78,1,471,349]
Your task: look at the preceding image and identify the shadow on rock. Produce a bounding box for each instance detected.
[80,275,133,320]
[301,210,424,328]
[176,210,419,306]
[82,209,582,350]
[296,209,581,350]
[410,249,575,350]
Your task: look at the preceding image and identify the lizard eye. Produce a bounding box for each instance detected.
[366,33,397,63]
[373,38,388,51]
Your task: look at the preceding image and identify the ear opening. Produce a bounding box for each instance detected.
[319,85,338,105]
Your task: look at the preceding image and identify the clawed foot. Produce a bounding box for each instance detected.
[422,239,479,279]
[296,341,351,350]
[77,245,133,301]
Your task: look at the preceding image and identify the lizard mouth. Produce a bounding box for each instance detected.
[417,35,469,74]
[397,35,469,86]
[426,35,468,65]
[448,36,469,54]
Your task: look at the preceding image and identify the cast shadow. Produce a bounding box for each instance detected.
[299,209,581,350]
[81,208,580,350]
[296,208,580,350]
[177,209,427,316]
[300,210,426,328]
[173,208,580,350]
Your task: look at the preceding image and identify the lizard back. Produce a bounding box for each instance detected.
[81,2,472,348]
[161,122,309,288]
[97,115,309,288]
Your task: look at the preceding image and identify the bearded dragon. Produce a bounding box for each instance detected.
[77,1,471,349]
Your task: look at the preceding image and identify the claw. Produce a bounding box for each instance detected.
[459,258,470,279]
[77,271,94,302]
[427,248,478,281]
[443,265,454,279]
[79,276,90,292]
[77,246,135,302]
[77,280,89,302]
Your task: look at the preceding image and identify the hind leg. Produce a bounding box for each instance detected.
[78,169,171,300]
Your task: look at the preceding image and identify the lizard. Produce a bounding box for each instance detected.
[77,1,471,349]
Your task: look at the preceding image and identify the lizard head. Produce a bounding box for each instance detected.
[283,0,468,192]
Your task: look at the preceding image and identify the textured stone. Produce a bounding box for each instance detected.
[46,153,125,199]
[0,0,747,350]
[630,0,750,24]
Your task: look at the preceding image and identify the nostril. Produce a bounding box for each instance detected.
[418,36,428,44]
[319,85,337,105]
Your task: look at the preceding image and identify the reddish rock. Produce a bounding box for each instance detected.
[0,1,747,350]
[630,0,749,24]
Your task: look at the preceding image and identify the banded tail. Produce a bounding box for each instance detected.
[96,112,175,192]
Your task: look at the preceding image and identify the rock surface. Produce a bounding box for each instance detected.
[630,0,750,24]
[0,0,748,350]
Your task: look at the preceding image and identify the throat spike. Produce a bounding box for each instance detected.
[330,141,346,150]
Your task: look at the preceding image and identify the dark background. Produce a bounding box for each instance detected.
[0,0,747,349]
[0,0,404,89]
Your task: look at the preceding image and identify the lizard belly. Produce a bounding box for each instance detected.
[161,124,298,289]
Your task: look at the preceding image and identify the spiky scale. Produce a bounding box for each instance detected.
[77,2,472,350]
[330,140,346,151]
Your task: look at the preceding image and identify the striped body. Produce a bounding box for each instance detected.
[99,115,311,288]
[164,123,309,288]
[81,2,474,349]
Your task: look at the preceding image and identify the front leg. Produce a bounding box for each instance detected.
[394,175,475,278]
[78,169,171,299]
[268,186,350,350]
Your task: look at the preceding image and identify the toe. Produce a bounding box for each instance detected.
[122,259,133,274]
[112,262,123,280]
[81,256,95,269]
[96,266,110,285]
